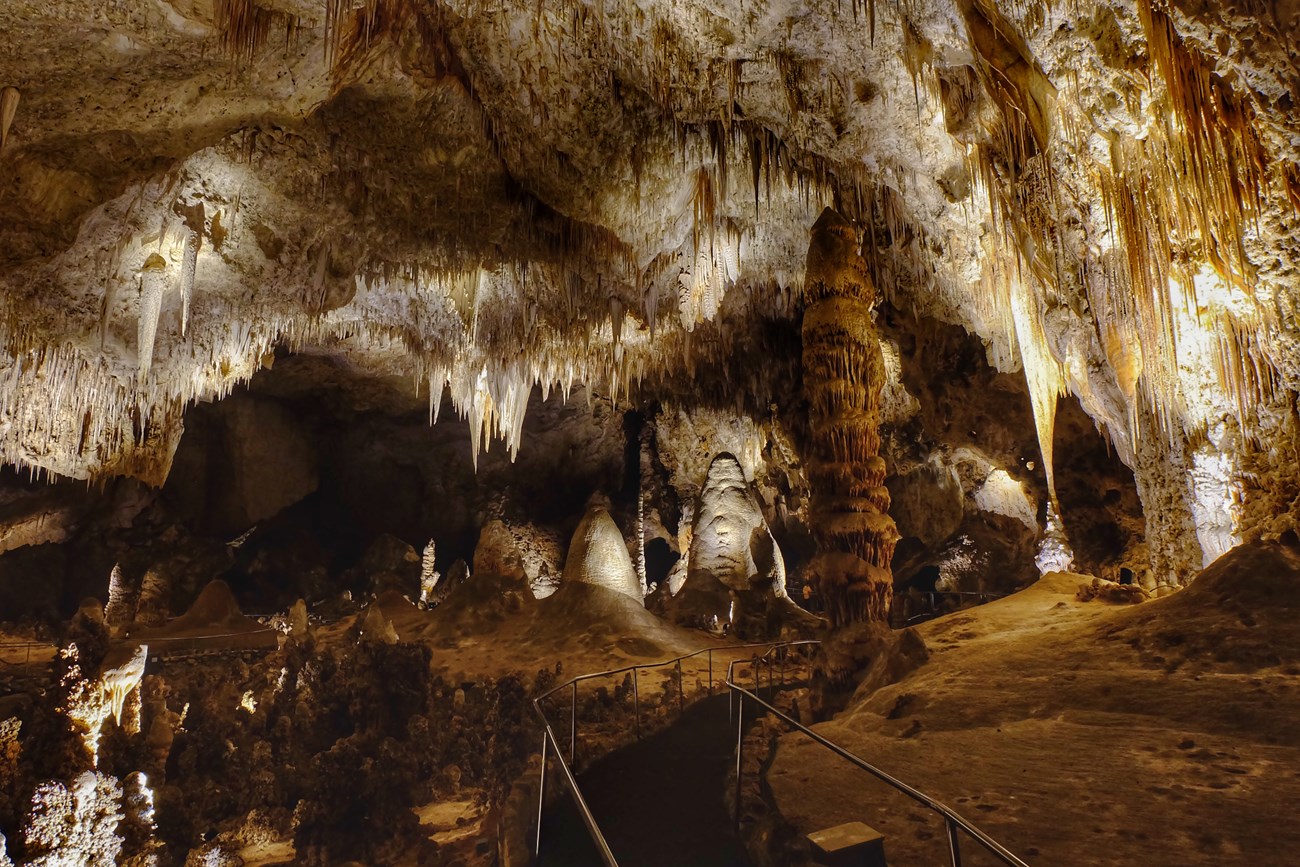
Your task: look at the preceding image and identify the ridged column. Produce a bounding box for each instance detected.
[802,207,900,625]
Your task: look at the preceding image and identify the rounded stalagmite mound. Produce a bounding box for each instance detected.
[561,505,642,604]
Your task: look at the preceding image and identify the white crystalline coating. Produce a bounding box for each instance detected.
[562,505,642,603]
[0,0,1297,589]
[974,469,1038,530]
[688,453,785,594]
[179,230,198,336]
[23,772,124,867]
[103,644,148,730]
[136,255,167,384]
[63,642,148,767]
[1188,438,1242,566]
[1035,502,1075,575]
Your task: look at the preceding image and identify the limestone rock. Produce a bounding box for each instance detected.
[358,605,399,645]
[133,568,171,628]
[688,453,787,596]
[472,520,528,590]
[104,564,135,639]
[0,86,17,153]
[288,598,309,637]
[360,533,420,597]
[802,208,900,625]
[561,505,642,603]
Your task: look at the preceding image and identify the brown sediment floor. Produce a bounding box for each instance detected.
[763,541,1300,866]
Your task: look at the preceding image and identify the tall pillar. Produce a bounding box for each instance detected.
[802,208,899,625]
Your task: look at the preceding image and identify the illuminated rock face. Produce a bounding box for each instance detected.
[0,0,1297,586]
[802,208,899,625]
[562,505,642,603]
[687,453,786,598]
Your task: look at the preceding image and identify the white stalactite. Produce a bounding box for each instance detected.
[136,254,167,383]
[179,230,198,336]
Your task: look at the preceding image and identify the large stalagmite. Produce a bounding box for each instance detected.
[802,208,900,625]
[562,505,642,603]
[687,453,786,598]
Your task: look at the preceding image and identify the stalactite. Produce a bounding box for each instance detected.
[179,230,198,337]
[215,0,300,62]
[802,208,899,625]
[136,254,166,384]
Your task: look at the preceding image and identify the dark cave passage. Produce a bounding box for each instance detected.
[540,695,749,867]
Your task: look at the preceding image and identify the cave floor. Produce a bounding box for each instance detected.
[763,547,1300,866]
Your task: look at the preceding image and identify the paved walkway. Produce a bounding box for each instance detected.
[540,694,751,866]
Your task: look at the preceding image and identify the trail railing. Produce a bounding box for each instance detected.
[892,590,1009,627]
[726,643,1031,867]
[531,639,813,865]
[0,641,54,667]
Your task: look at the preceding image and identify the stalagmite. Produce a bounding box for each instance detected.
[801,208,899,625]
[562,505,642,603]
[418,539,441,608]
[137,254,167,382]
[0,87,18,153]
[636,430,650,596]
[134,569,169,627]
[104,564,134,639]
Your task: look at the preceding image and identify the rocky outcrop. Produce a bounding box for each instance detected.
[359,534,421,598]
[668,452,806,635]
[687,453,787,598]
[164,394,318,535]
[561,506,642,603]
[471,521,529,591]
[802,208,900,625]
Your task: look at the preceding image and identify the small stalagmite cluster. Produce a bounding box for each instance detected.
[802,208,900,625]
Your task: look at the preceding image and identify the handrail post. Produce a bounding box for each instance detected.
[676,659,684,713]
[946,817,963,867]
[728,661,734,724]
[570,681,578,765]
[632,668,641,740]
[535,731,548,856]
[708,649,713,695]
[733,690,745,827]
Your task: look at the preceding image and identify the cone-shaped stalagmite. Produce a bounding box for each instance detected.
[802,208,900,625]
[562,505,643,603]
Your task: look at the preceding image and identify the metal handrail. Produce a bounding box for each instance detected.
[726,646,1030,867]
[0,640,54,667]
[531,638,806,865]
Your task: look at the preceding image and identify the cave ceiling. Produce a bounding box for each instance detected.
[0,0,1298,561]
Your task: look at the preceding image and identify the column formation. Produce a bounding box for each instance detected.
[802,208,900,625]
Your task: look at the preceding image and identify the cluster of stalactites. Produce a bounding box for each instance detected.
[802,208,900,626]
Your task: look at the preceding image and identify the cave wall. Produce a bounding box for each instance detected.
[0,0,1297,591]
